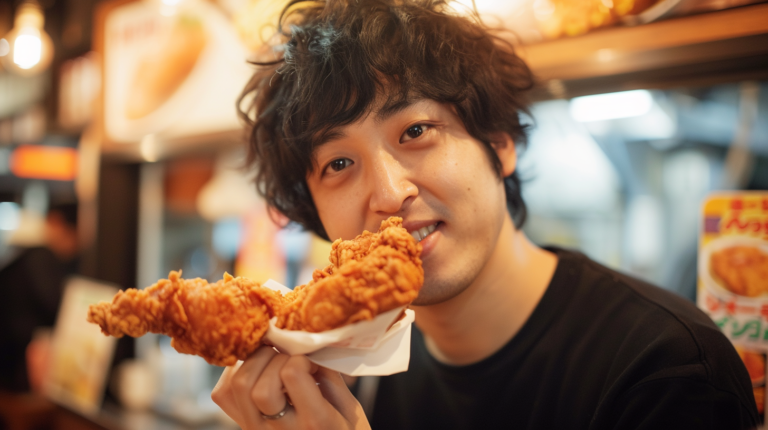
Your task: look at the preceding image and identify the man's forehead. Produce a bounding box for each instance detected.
[313,97,427,148]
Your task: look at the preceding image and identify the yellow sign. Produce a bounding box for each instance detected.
[698,192,768,417]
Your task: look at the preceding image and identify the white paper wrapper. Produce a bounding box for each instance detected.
[262,279,414,376]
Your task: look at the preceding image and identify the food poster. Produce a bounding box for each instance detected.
[103,0,252,143]
[698,192,768,418]
[45,277,119,416]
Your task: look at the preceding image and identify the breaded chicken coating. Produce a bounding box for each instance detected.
[277,217,423,332]
[87,217,423,363]
[87,271,282,366]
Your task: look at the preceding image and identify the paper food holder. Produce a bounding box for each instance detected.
[262,280,415,377]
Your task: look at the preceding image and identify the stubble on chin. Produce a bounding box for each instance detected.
[410,260,480,306]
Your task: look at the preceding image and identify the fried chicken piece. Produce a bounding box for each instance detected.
[711,246,768,297]
[87,271,282,366]
[310,217,413,280]
[88,217,422,362]
[277,217,423,332]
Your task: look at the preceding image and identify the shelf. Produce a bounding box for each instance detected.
[519,3,768,98]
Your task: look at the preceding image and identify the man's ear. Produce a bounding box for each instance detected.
[489,132,517,177]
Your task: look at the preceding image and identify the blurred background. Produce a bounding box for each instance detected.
[0,0,767,428]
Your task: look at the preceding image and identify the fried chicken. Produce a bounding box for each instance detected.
[87,217,423,363]
[277,217,423,332]
[711,246,768,297]
[87,271,282,366]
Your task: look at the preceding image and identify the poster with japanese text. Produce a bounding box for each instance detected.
[698,192,768,417]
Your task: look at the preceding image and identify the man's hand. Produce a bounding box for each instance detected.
[212,345,372,430]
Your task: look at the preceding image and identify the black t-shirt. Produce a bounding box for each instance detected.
[366,248,759,429]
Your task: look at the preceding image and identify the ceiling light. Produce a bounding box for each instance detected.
[569,90,654,122]
[451,0,526,17]
[0,2,54,76]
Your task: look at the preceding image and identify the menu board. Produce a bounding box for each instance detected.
[44,277,118,416]
[698,192,768,417]
[102,0,252,144]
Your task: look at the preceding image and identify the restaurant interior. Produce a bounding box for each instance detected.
[0,0,767,428]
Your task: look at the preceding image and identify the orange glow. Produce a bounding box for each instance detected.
[11,145,78,181]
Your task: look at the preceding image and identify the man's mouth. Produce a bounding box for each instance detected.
[410,222,439,243]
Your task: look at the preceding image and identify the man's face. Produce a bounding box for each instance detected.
[306,99,510,305]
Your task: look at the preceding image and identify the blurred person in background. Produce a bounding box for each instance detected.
[0,203,79,393]
[211,1,759,429]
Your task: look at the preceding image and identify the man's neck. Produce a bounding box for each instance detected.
[412,216,558,366]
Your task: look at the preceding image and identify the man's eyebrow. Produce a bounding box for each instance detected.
[374,99,417,124]
[316,129,347,147]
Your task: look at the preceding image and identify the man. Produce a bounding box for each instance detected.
[212,1,759,428]
[0,203,79,392]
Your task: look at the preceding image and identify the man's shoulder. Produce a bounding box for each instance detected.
[552,247,757,419]
[555,247,717,333]
[565,248,736,356]
[539,248,758,427]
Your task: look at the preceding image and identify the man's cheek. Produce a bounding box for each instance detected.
[419,157,468,197]
[328,210,367,241]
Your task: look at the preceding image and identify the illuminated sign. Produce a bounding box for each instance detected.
[10,145,77,181]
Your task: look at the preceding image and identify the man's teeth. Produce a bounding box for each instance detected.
[410,223,437,242]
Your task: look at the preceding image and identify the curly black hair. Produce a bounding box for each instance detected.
[239,0,534,240]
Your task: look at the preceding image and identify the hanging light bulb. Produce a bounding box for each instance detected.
[0,1,54,76]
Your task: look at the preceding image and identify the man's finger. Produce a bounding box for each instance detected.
[230,346,279,425]
[315,367,365,421]
[211,362,245,426]
[280,356,332,421]
[251,353,291,417]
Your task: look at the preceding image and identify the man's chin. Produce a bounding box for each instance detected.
[410,280,468,307]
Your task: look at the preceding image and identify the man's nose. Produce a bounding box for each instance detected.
[368,151,417,214]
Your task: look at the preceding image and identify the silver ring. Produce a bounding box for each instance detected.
[261,402,290,420]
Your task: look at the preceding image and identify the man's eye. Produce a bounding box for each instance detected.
[328,158,353,172]
[404,125,424,140]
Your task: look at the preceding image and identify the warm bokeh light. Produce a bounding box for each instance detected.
[140,134,159,162]
[452,0,527,16]
[10,145,79,181]
[13,32,42,69]
[1,2,54,75]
